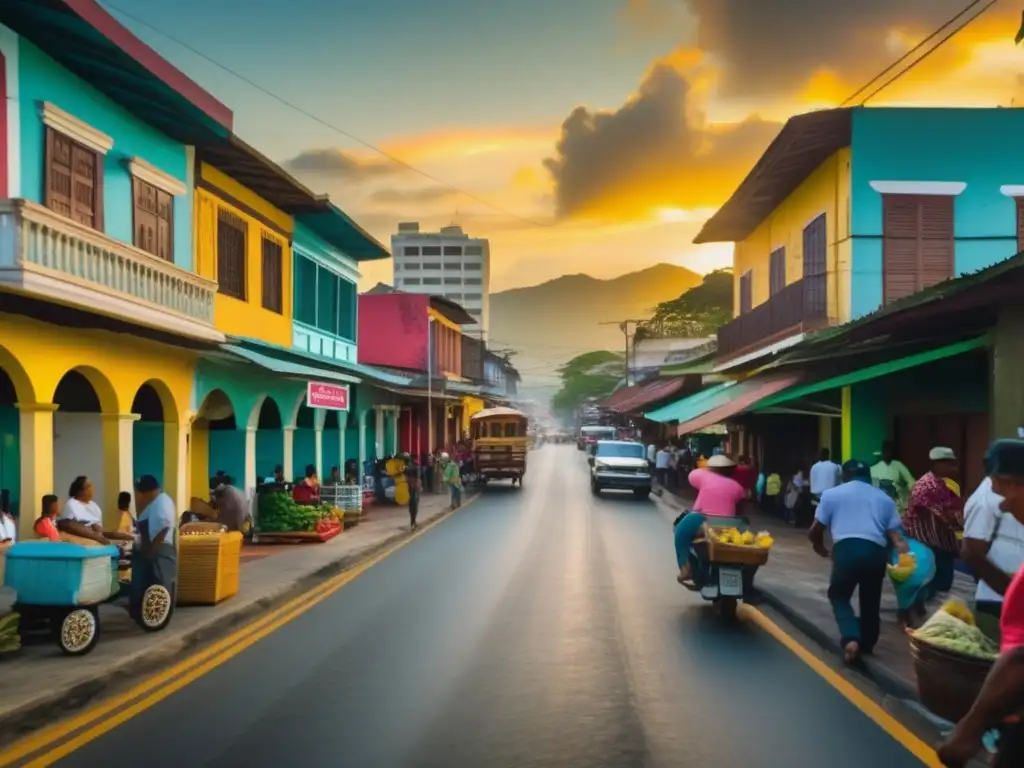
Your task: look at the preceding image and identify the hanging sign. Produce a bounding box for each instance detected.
[307,382,349,411]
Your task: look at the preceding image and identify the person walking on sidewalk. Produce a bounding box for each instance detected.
[405,456,422,529]
[808,459,909,665]
[809,448,841,506]
[442,452,462,510]
[655,444,671,492]
[871,440,915,512]
[903,447,964,604]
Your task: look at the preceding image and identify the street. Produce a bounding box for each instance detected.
[46,445,930,767]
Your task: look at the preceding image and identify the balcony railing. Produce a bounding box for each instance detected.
[716,275,830,360]
[0,199,221,341]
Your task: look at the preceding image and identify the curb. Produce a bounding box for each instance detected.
[0,495,471,745]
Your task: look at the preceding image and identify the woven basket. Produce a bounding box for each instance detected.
[177,531,243,605]
[180,522,228,535]
[704,531,770,566]
[909,635,994,722]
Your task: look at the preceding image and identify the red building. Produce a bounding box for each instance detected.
[358,286,478,456]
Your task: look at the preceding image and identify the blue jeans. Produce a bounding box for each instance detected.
[829,538,888,652]
[449,485,462,507]
[673,512,706,569]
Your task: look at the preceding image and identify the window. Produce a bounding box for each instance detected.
[317,268,339,336]
[768,247,785,296]
[739,270,753,314]
[464,277,482,285]
[465,245,483,256]
[882,194,954,305]
[293,254,317,326]
[422,245,441,256]
[423,262,441,270]
[444,277,461,285]
[443,245,462,256]
[261,234,283,313]
[464,292,482,301]
[404,277,422,285]
[45,127,102,230]
[132,178,173,260]
[403,246,420,256]
[216,208,247,299]
[443,262,461,270]
[337,277,356,340]
[802,214,827,318]
[446,293,463,302]
[404,262,421,271]
[423,277,441,285]
[464,262,481,271]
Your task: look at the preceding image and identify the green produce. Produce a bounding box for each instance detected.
[0,612,20,654]
[912,610,998,661]
[256,492,325,533]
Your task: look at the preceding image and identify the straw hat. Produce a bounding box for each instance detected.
[707,454,736,469]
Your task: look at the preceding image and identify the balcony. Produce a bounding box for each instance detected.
[0,199,222,342]
[716,275,830,361]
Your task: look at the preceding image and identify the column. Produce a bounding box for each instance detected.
[16,403,57,540]
[282,426,295,481]
[358,410,367,478]
[841,382,889,463]
[244,426,257,494]
[391,406,400,455]
[102,413,139,527]
[374,406,385,458]
[338,410,348,472]
[314,428,324,479]
[163,418,188,511]
[992,305,1024,439]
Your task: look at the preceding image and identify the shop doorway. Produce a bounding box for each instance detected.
[53,370,107,507]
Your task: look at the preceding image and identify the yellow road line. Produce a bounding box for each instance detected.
[2,497,476,767]
[742,605,943,768]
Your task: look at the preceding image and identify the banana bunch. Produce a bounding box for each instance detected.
[887,552,917,583]
[0,612,20,655]
[941,599,976,627]
[709,527,774,549]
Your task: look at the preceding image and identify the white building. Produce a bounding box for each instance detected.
[391,222,490,338]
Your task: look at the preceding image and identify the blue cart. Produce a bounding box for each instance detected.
[4,541,174,656]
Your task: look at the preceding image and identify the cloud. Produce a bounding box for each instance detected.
[677,0,1009,98]
[282,148,399,179]
[368,186,460,205]
[543,54,780,219]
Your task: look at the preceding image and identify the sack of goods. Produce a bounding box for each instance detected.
[910,601,999,661]
[887,552,917,583]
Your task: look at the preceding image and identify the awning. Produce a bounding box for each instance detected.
[674,374,802,435]
[611,377,688,414]
[222,345,359,385]
[644,381,738,423]
[599,382,640,409]
[752,336,986,412]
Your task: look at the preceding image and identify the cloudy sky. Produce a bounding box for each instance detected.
[106,0,1024,290]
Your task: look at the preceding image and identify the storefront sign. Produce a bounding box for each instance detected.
[307,382,349,411]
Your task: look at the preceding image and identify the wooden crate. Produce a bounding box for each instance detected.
[177,531,243,606]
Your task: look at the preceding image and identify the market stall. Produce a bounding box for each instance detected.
[253,485,344,544]
[178,523,243,605]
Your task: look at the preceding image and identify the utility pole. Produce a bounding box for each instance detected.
[599,319,645,386]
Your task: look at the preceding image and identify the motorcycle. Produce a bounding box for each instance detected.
[677,512,759,620]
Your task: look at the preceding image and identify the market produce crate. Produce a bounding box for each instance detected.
[4,542,119,605]
[703,527,770,567]
[909,635,993,723]
[177,531,243,606]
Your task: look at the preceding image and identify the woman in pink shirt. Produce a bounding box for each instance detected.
[939,439,1024,767]
[674,454,745,584]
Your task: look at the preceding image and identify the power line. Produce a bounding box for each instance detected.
[859,0,1000,105]
[100,1,554,229]
[839,0,989,106]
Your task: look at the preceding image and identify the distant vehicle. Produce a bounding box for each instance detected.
[588,440,652,499]
[471,407,529,487]
[577,425,616,451]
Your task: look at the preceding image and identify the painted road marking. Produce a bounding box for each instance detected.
[1,497,477,768]
[742,605,943,768]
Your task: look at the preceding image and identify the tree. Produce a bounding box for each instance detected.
[550,350,622,417]
[634,269,733,342]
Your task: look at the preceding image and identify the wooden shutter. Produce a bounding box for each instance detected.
[216,208,247,299]
[802,214,827,318]
[739,270,753,314]
[882,194,954,304]
[45,127,102,230]
[769,247,785,295]
[133,178,173,261]
[261,233,283,313]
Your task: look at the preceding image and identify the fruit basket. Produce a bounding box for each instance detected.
[702,524,772,566]
[177,530,243,606]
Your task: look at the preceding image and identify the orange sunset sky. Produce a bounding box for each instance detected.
[113,0,1024,291]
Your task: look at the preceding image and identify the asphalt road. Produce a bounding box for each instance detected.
[53,445,930,767]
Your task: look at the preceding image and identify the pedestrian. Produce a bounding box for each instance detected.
[442,452,462,510]
[903,447,964,603]
[809,447,842,505]
[211,480,248,532]
[130,475,178,618]
[962,453,1024,643]
[405,455,421,529]
[937,439,1024,768]
[764,470,782,516]
[808,459,909,665]
[871,440,915,512]
[655,444,671,491]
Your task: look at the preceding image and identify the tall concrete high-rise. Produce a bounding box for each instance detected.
[390,222,490,338]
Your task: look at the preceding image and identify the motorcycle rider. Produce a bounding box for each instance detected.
[674,454,745,585]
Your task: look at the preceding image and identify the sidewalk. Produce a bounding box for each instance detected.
[652,487,975,706]
[0,491,467,742]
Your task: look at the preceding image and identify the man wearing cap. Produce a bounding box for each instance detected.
[809,459,908,664]
[130,475,178,616]
[904,447,964,602]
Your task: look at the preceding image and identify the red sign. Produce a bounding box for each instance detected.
[307,382,349,411]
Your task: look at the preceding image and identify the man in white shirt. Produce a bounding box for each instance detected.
[655,445,672,489]
[810,448,842,499]
[962,474,1024,640]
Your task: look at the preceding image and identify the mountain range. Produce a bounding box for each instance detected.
[489,263,702,401]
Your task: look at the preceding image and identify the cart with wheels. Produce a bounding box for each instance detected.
[3,541,173,656]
